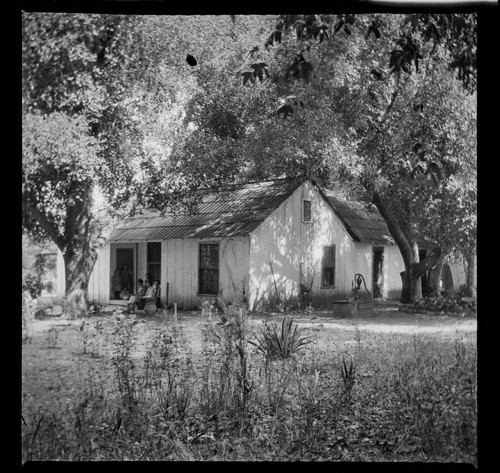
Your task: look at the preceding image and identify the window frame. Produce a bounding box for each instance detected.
[197,242,220,295]
[302,199,312,223]
[321,245,336,288]
[147,241,162,283]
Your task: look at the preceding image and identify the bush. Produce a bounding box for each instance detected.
[23,276,45,299]
[249,316,310,360]
[87,300,104,315]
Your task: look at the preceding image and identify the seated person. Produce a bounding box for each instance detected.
[127,279,147,313]
[136,279,155,310]
[152,280,162,309]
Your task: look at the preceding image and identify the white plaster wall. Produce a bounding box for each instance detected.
[384,244,404,299]
[248,182,355,311]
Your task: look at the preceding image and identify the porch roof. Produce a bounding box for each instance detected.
[108,179,301,241]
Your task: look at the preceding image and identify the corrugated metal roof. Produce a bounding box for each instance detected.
[109,179,405,246]
[109,179,301,241]
[325,193,395,245]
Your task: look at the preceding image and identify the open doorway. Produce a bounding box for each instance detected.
[372,246,384,299]
[111,247,135,300]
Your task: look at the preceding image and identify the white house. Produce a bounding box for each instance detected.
[55,179,442,311]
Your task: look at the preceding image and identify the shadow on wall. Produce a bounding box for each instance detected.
[247,184,377,312]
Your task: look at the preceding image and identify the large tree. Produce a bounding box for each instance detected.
[21,14,272,314]
[174,13,477,303]
[22,13,200,316]
[168,14,475,303]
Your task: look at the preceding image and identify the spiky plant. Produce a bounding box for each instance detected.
[250,316,310,359]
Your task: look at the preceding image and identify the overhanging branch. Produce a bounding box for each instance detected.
[372,191,414,266]
[22,197,66,251]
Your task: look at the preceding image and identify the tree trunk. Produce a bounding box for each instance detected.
[465,252,476,297]
[427,254,446,296]
[62,246,98,318]
[372,192,442,304]
[400,267,422,303]
[59,187,103,318]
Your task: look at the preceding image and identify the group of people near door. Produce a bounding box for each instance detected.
[111,264,162,313]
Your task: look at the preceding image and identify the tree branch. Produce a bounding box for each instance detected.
[413,246,442,277]
[22,197,66,251]
[372,191,414,266]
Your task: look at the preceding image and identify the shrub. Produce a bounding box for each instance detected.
[87,300,104,315]
[249,316,310,360]
[23,276,45,299]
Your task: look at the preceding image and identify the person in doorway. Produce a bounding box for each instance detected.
[121,264,133,292]
[111,269,122,300]
[127,278,146,314]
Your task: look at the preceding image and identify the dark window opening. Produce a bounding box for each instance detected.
[199,243,219,294]
[372,246,384,299]
[303,200,311,222]
[147,242,161,283]
[322,245,335,287]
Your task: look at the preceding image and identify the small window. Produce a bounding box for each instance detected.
[199,243,219,294]
[322,245,336,287]
[303,199,311,222]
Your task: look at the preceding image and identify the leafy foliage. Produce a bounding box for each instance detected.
[22,276,46,300]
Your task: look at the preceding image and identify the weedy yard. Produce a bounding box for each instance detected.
[22,303,477,464]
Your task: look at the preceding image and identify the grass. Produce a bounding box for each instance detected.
[22,305,477,463]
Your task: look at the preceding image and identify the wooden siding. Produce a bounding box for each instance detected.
[163,237,250,309]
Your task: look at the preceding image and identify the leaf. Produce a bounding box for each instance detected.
[249,46,259,57]
[389,50,403,74]
[241,71,255,86]
[265,29,282,48]
[319,30,329,43]
[334,20,344,34]
[186,54,197,67]
[371,68,383,80]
